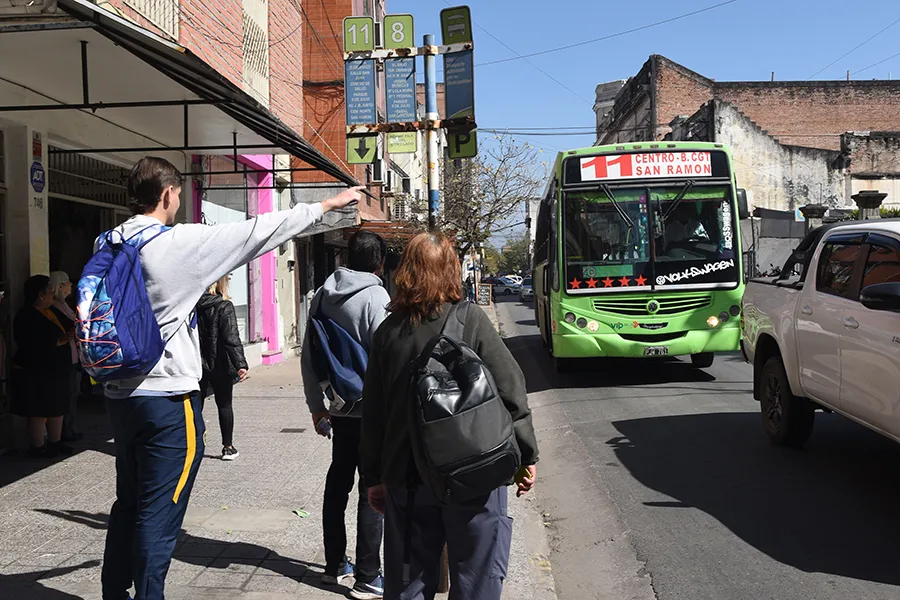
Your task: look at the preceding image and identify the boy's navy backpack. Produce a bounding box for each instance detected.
[408,302,521,504]
[309,299,368,415]
[76,224,170,382]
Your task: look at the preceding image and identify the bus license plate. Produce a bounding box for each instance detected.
[644,346,669,357]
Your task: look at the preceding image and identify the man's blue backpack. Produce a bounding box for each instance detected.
[76,224,170,382]
[309,301,368,415]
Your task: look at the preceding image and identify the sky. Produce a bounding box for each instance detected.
[382,0,900,243]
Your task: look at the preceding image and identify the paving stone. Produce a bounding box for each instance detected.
[189,569,251,589]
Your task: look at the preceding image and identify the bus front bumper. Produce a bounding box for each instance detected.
[552,325,741,359]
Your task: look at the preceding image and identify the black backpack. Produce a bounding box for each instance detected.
[408,302,521,504]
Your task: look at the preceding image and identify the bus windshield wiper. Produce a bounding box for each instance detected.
[600,184,634,229]
[662,180,696,221]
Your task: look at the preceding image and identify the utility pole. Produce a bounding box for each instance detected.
[424,33,440,231]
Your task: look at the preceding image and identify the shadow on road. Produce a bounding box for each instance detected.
[609,411,900,586]
[505,333,725,394]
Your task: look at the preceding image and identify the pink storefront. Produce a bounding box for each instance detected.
[193,154,284,366]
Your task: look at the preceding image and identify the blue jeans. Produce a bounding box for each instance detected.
[384,485,512,600]
[102,393,205,600]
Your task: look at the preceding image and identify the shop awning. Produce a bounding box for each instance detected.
[0,0,357,185]
[343,221,456,245]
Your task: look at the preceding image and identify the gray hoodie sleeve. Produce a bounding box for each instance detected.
[174,202,324,293]
[301,291,327,414]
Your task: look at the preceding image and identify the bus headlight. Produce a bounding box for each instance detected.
[564,312,576,324]
[719,311,730,323]
[587,320,600,332]
[707,316,720,328]
[730,304,741,317]
[576,318,588,329]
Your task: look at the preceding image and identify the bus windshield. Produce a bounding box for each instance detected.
[563,184,739,291]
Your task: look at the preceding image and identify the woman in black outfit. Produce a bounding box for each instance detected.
[361,233,539,600]
[197,275,248,460]
[11,275,76,458]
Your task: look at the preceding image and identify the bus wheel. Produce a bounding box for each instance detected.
[690,353,715,368]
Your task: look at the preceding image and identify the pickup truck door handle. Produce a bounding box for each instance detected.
[842,317,860,330]
[800,305,813,316]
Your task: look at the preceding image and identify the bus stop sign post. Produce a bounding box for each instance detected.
[424,32,440,231]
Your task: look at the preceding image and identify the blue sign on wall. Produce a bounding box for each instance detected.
[385,58,417,124]
[345,59,376,126]
[444,51,474,120]
[30,161,45,193]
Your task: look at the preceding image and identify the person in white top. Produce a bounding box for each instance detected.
[666,203,708,245]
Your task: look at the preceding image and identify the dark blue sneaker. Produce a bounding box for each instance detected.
[350,574,384,599]
[321,559,355,586]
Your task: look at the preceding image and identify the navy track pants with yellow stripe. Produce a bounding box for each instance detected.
[102,393,205,600]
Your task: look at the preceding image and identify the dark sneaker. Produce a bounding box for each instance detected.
[50,442,75,456]
[350,575,384,599]
[61,432,84,443]
[321,560,355,586]
[221,446,239,461]
[27,446,54,459]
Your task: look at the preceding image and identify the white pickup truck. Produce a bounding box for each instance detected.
[741,219,900,447]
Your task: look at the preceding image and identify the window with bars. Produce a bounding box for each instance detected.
[125,0,178,38]
[242,0,270,106]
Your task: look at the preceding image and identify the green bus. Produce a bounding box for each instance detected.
[533,142,749,371]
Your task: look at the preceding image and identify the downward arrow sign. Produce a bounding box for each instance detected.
[355,137,369,159]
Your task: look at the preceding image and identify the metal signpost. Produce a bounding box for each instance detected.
[342,6,477,229]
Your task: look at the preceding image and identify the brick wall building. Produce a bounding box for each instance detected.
[599,55,900,153]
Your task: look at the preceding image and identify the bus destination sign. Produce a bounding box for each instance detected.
[579,151,713,182]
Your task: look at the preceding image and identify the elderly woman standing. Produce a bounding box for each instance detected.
[11,275,76,458]
[49,271,83,442]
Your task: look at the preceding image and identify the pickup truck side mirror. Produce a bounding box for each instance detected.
[736,189,750,220]
[860,282,900,312]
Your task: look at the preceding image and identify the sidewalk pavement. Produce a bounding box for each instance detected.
[0,305,557,600]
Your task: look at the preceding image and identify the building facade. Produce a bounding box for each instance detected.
[0,0,356,449]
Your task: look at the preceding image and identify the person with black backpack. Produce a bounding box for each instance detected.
[301,231,391,599]
[360,232,538,600]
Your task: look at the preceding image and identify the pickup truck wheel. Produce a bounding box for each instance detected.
[760,356,814,448]
[690,352,715,368]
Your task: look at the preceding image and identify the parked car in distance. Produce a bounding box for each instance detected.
[519,277,534,301]
[482,276,520,296]
[501,275,523,286]
[741,219,900,449]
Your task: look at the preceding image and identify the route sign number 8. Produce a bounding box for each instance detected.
[383,14,414,50]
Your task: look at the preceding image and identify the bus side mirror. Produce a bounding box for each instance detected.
[737,189,750,220]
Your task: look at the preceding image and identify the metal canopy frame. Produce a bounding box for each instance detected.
[1,0,360,188]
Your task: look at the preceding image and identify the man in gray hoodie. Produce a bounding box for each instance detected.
[99,156,361,600]
[301,231,390,600]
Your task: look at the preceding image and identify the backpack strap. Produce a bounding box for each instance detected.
[440,301,469,342]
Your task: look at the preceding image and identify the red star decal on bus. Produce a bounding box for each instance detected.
[569,277,582,289]
[603,277,614,288]
[586,277,598,288]
[635,274,647,286]
[619,276,631,287]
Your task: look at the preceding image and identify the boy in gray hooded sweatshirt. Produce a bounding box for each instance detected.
[100,157,361,600]
[301,231,390,599]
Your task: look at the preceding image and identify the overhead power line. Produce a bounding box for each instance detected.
[475,0,739,67]
[853,49,900,76]
[441,0,592,104]
[806,16,900,80]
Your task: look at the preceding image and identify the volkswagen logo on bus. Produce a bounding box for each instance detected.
[646,300,660,314]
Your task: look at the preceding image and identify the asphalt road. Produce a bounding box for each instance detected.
[494,295,900,600]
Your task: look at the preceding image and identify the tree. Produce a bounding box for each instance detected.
[482,246,501,275]
[401,134,546,259]
[499,235,530,275]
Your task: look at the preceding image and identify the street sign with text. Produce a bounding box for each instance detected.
[388,132,417,154]
[444,51,474,119]
[343,16,375,52]
[385,58,417,123]
[440,6,472,45]
[345,59,376,126]
[383,14,414,49]
[347,135,378,164]
[448,131,477,159]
